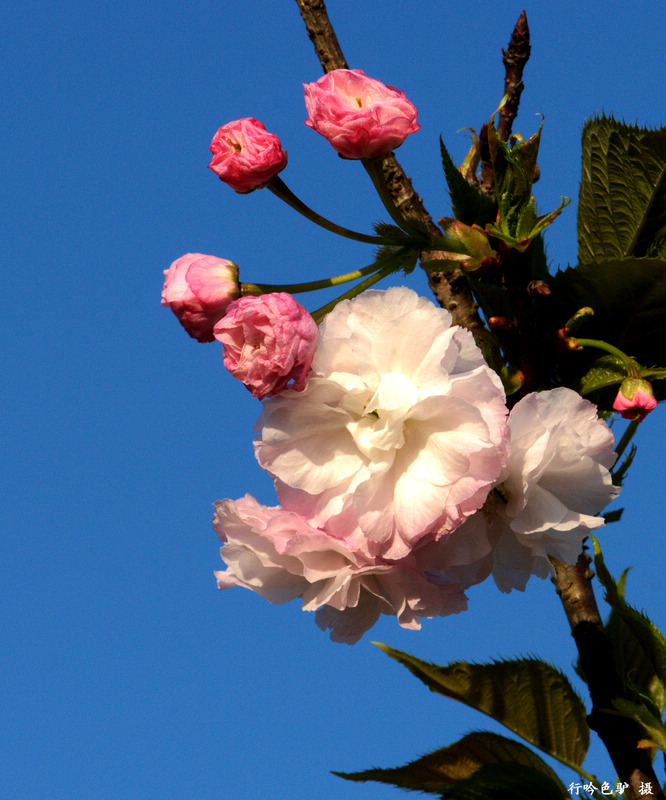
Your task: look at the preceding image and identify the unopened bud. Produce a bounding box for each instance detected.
[556,327,582,351]
[527,280,551,297]
[613,378,657,422]
[488,316,514,334]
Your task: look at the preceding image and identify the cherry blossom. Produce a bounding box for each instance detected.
[613,378,657,422]
[208,117,287,193]
[255,287,509,560]
[459,388,620,593]
[303,69,420,159]
[161,253,239,342]
[214,293,318,400]
[213,494,469,644]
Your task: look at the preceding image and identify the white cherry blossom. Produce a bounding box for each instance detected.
[458,388,620,593]
[255,287,509,559]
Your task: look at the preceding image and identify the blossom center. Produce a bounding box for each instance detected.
[346,372,417,459]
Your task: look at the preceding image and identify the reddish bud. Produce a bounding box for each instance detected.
[208,118,287,193]
[613,378,657,422]
[162,254,240,342]
[488,316,514,334]
[527,280,551,297]
[556,327,581,351]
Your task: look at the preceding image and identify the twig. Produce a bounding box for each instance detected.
[295,0,348,70]
[478,11,532,197]
[552,553,665,800]
[478,123,495,197]
[293,0,487,342]
[497,10,531,142]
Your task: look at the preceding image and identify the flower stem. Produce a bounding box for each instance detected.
[361,158,432,241]
[267,176,404,245]
[613,418,640,462]
[309,249,414,323]
[241,246,414,298]
[573,337,639,377]
[240,261,386,296]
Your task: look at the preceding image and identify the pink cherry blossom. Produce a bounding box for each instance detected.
[213,495,468,644]
[303,69,420,159]
[161,253,239,342]
[612,378,657,421]
[255,287,509,560]
[214,293,318,400]
[208,117,287,193]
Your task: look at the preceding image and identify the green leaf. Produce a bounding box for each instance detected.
[334,731,567,796]
[439,137,497,226]
[578,116,666,263]
[611,698,666,753]
[611,445,636,488]
[487,118,542,206]
[591,536,666,694]
[372,221,411,243]
[437,763,568,800]
[551,258,666,388]
[602,508,624,524]
[602,569,666,714]
[374,644,589,770]
[578,354,666,397]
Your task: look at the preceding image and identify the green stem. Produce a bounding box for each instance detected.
[310,258,407,323]
[267,176,404,245]
[361,158,431,241]
[241,246,413,297]
[241,261,382,296]
[574,337,639,377]
[427,236,476,255]
[613,418,640,462]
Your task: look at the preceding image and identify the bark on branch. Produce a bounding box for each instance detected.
[293,0,486,341]
[552,553,665,800]
[479,10,532,196]
[498,9,531,142]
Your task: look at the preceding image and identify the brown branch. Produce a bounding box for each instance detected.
[293,0,487,342]
[295,0,348,71]
[478,11,532,197]
[497,10,531,142]
[552,552,665,800]
[478,123,495,197]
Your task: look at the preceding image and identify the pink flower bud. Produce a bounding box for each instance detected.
[214,293,318,400]
[303,69,420,160]
[161,253,239,342]
[613,378,657,421]
[208,118,288,193]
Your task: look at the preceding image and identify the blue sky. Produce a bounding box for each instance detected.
[3,1,665,798]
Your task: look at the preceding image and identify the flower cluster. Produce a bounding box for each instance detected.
[205,69,420,198]
[213,288,620,643]
[162,66,628,645]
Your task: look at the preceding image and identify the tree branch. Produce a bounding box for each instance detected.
[293,0,487,342]
[552,552,665,800]
[295,0,347,71]
[478,10,532,197]
[497,10,531,142]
